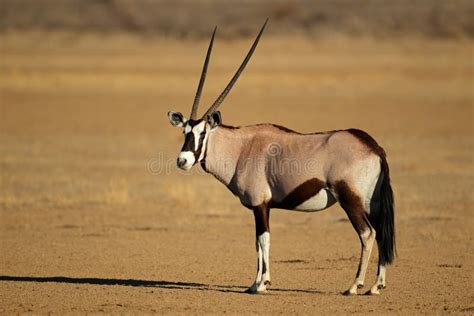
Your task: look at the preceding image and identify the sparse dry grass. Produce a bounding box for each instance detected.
[0,32,472,314]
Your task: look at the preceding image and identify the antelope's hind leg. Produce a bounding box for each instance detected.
[367,263,386,295]
[245,204,271,294]
[336,181,376,296]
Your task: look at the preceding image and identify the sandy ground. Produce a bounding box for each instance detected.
[0,33,473,314]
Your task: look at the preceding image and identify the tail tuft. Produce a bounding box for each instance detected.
[369,156,396,265]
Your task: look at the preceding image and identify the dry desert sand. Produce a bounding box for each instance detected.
[0,33,473,314]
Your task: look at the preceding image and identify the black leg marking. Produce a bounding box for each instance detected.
[253,204,270,236]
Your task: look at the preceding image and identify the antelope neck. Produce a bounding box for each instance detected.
[201,125,247,186]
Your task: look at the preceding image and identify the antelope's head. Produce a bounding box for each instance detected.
[168,20,267,170]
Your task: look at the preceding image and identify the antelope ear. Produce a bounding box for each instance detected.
[206,111,222,129]
[168,111,186,127]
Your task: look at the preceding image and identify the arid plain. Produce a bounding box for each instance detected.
[0,33,472,314]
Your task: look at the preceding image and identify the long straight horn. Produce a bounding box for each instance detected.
[202,18,268,118]
[190,26,217,120]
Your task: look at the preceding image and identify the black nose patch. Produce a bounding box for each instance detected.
[177,157,186,168]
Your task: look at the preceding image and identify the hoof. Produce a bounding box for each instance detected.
[342,289,357,296]
[365,283,385,295]
[365,286,382,295]
[244,287,255,294]
[365,289,380,295]
[244,284,268,294]
[244,288,267,295]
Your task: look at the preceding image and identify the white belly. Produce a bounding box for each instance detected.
[294,189,336,212]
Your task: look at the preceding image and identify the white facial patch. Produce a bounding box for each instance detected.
[178,151,195,170]
[184,124,192,134]
[191,122,206,151]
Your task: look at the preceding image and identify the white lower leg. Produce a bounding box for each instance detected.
[248,240,263,293]
[369,264,386,295]
[258,232,271,288]
[248,232,271,293]
[346,229,375,295]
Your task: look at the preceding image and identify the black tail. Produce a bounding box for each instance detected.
[369,155,396,265]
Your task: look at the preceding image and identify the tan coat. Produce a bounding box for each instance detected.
[203,124,381,210]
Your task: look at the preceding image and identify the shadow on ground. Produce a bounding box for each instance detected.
[0,275,324,295]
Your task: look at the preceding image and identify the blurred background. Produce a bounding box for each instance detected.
[1,1,473,314]
[1,0,473,38]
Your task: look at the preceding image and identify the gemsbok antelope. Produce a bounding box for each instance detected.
[167,20,395,295]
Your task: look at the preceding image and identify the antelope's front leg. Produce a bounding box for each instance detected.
[245,204,271,294]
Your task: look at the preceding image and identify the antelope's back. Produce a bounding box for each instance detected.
[253,126,381,198]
